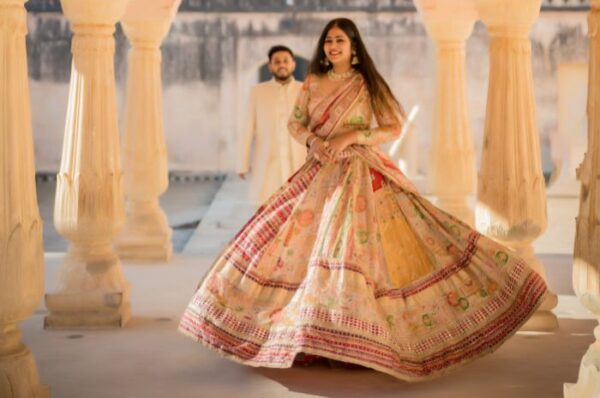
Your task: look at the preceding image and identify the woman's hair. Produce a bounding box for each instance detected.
[309,18,406,123]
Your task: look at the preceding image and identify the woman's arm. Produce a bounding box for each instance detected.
[327,102,403,158]
[287,75,335,163]
[288,75,315,147]
[353,107,403,146]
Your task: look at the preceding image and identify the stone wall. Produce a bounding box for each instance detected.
[25,1,589,183]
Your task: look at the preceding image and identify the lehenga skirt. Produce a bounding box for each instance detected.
[178,155,547,382]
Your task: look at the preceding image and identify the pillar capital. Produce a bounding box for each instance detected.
[121,0,181,47]
[415,0,477,43]
[60,0,128,26]
[476,0,541,38]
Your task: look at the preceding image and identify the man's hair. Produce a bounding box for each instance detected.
[268,45,294,61]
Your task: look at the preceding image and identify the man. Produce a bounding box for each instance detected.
[237,45,306,204]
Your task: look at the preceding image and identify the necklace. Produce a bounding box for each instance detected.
[327,68,355,81]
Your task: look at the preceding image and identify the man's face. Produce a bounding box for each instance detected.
[269,51,296,81]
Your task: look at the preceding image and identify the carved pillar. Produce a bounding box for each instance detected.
[564,0,600,395]
[416,0,477,225]
[116,0,181,262]
[45,0,131,329]
[476,0,558,331]
[0,0,49,396]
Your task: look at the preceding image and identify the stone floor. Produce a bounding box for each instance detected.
[20,174,592,398]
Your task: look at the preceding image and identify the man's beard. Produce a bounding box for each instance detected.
[273,69,292,82]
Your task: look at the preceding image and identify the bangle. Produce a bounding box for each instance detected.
[306,136,318,148]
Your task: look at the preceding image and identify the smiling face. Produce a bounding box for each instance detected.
[268,51,296,82]
[323,26,352,68]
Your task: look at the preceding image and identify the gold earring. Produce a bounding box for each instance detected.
[351,49,359,65]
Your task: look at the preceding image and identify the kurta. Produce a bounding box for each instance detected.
[237,78,307,204]
[180,72,547,382]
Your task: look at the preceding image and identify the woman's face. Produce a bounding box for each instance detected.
[323,26,352,68]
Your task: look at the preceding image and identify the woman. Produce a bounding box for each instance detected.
[179,18,547,382]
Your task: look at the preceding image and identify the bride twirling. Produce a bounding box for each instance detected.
[179,17,547,382]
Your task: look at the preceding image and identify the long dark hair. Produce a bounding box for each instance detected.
[309,18,406,123]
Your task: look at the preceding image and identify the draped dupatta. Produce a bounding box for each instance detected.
[292,73,418,194]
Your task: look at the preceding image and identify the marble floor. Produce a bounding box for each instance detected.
[20,174,591,398]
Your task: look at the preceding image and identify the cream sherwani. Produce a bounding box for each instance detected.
[237,78,306,204]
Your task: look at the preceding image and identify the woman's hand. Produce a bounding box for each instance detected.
[327,132,356,160]
[309,137,333,164]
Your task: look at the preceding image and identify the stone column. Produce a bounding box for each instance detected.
[45,0,131,329]
[0,0,49,396]
[547,63,588,196]
[476,0,558,331]
[564,0,600,396]
[116,0,181,262]
[416,0,477,225]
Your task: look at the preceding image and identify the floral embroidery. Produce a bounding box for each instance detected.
[458,297,470,311]
[421,314,434,328]
[297,210,314,227]
[448,224,460,237]
[447,291,460,306]
[345,115,367,129]
[355,194,367,212]
[356,229,369,244]
[386,315,395,327]
[414,205,425,219]
[495,250,509,265]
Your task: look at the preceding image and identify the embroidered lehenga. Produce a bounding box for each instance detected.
[179,73,547,382]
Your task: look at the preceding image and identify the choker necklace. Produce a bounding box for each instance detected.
[327,68,355,81]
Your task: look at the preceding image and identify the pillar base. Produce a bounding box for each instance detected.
[0,345,49,398]
[116,234,172,262]
[116,200,173,262]
[44,290,131,329]
[564,343,600,397]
